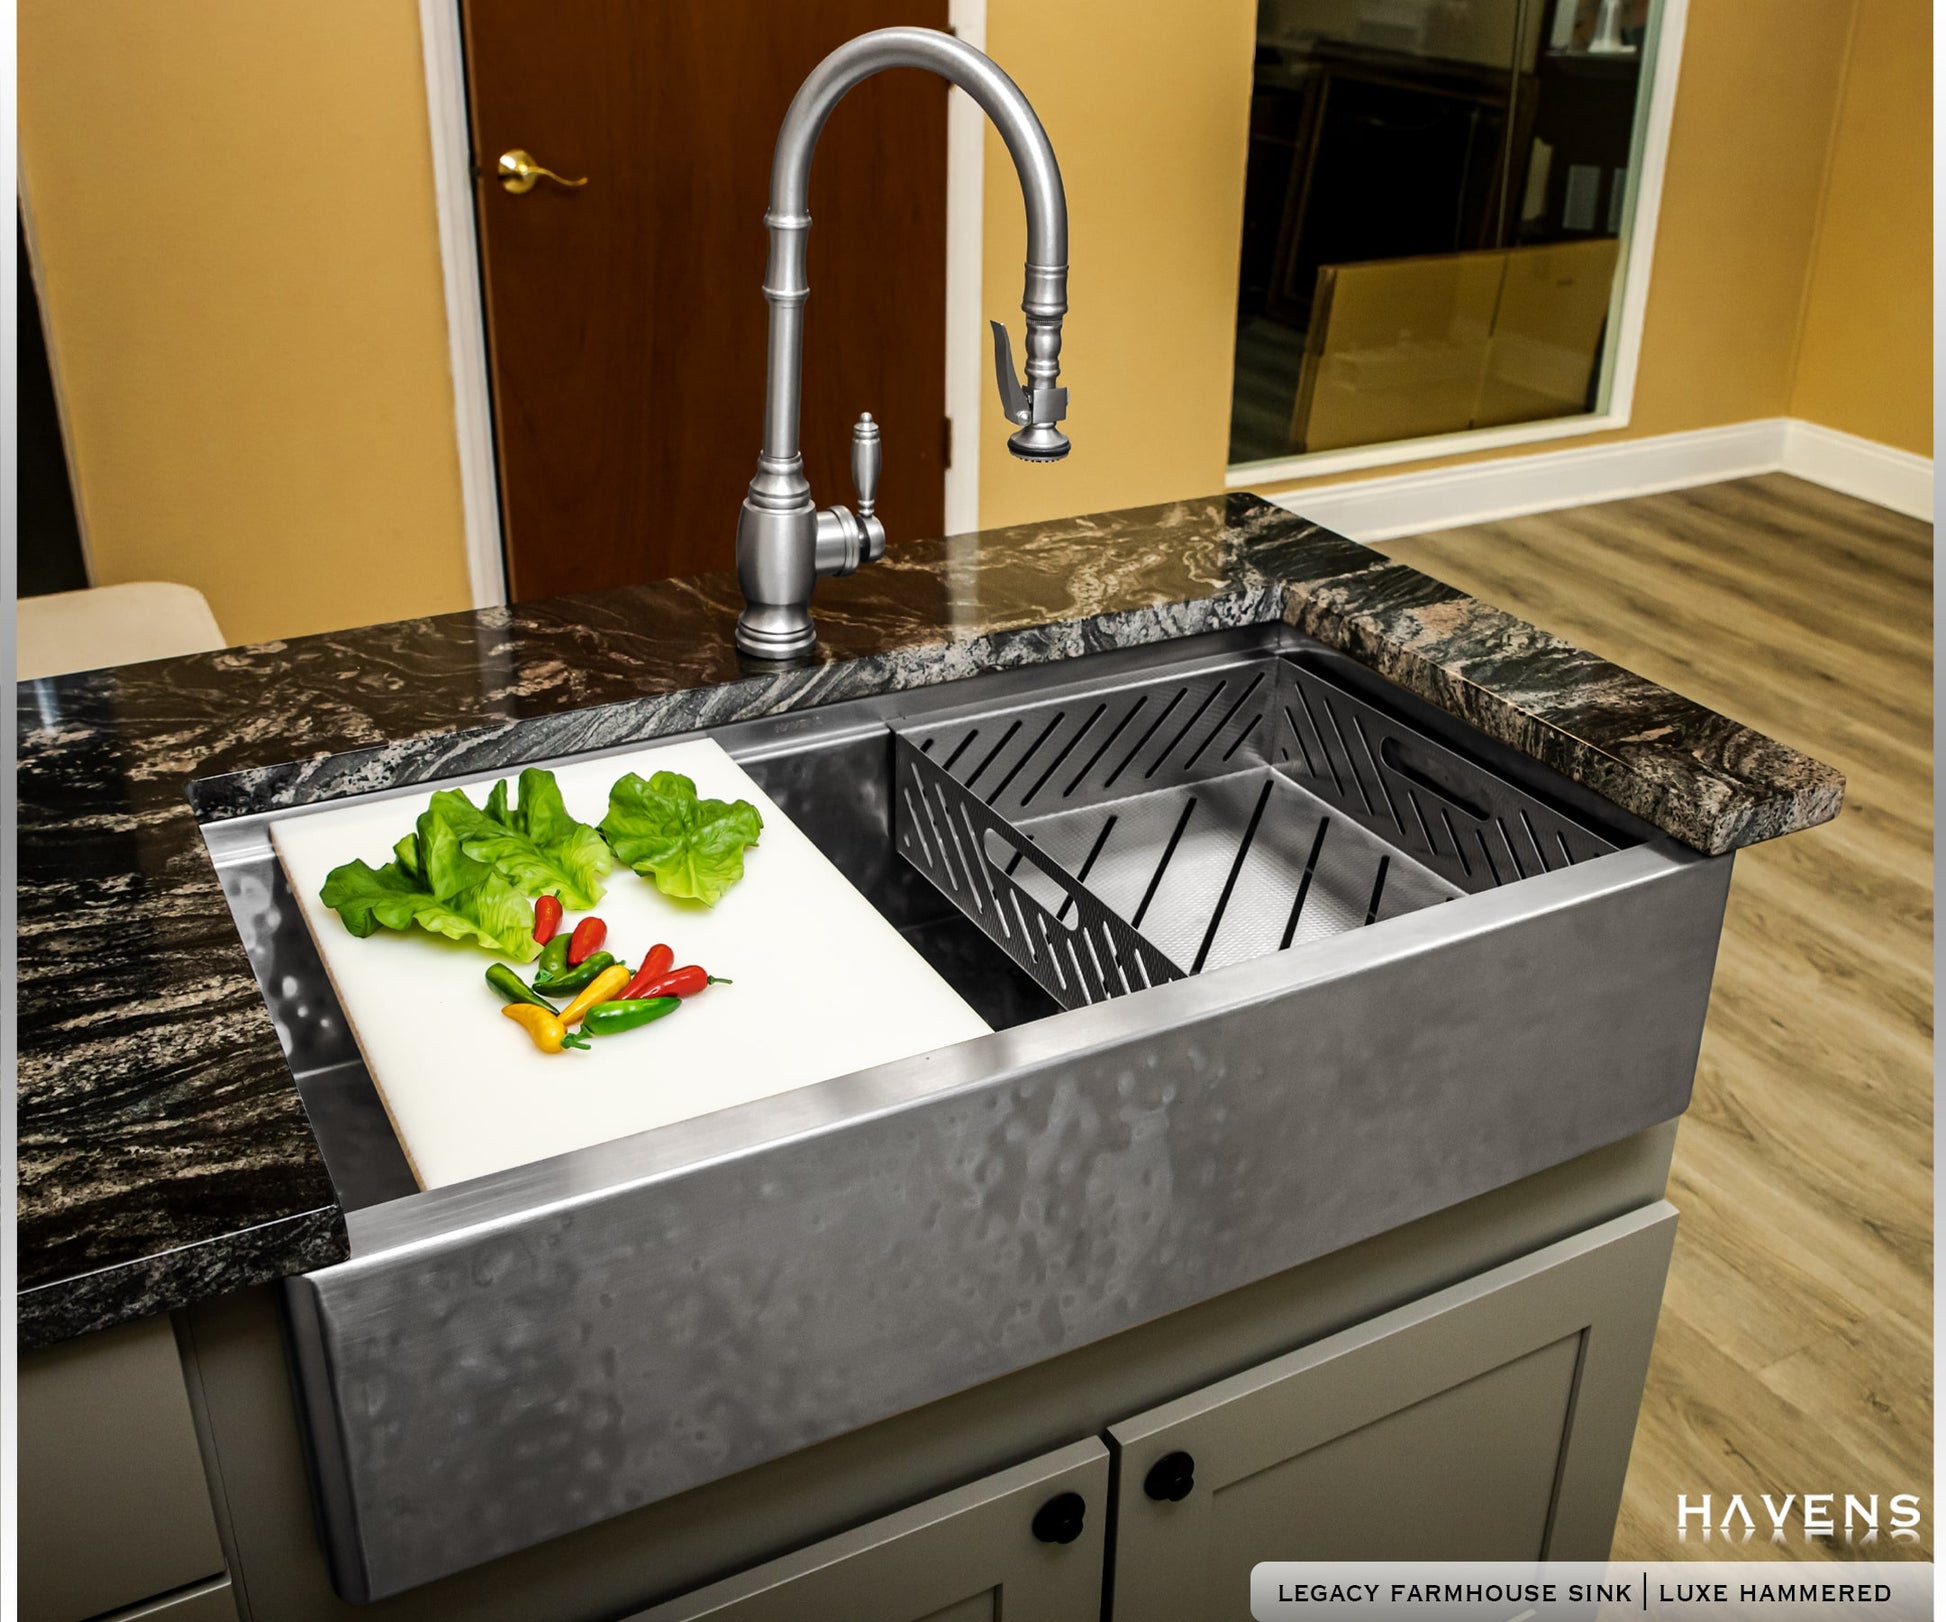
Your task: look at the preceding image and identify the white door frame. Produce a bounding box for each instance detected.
[417,1,991,609]
[418,0,506,610]
[1228,0,1690,491]
[943,0,987,535]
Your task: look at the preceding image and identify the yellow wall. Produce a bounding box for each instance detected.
[1789,0,1933,455]
[20,0,1927,645]
[978,0,1257,529]
[18,1,472,646]
[1614,0,1855,439]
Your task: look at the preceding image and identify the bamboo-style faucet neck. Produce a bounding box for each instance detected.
[735,28,1070,661]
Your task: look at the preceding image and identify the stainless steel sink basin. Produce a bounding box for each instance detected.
[886,642,1616,1007]
[202,622,1733,1600]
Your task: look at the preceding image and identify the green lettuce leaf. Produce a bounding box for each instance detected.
[317,857,427,939]
[319,807,540,959]
[391,830,423,882]
[599,770,763,906]
[430,767,612,911]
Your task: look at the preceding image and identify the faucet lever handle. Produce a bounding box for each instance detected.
[989,320,1032,426]
[851,413,881,520]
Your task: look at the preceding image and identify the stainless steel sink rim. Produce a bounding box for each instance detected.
[197,621,1675,1260]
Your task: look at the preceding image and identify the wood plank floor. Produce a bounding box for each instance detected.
[1379,473,1932,1562]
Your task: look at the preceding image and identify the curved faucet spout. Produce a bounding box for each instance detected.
[735,27,1071,661]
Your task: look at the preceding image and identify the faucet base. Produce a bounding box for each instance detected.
[734,603,820,661]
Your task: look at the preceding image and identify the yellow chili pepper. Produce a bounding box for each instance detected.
[558,963,632,1027]
[501,1002,589,1053]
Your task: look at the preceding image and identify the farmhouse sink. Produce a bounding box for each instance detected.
[203,621,1733,1600]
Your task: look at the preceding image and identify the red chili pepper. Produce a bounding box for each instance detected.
[617,943,675,1001]
[532,895,563,945]
[629,965,731,1001]
[566,916,607,965]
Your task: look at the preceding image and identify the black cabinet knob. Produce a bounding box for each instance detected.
[1144,1450,1196,1502]
[1031,1490,1087,1545]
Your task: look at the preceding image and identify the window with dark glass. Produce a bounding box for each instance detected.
[1229,0,1654,466]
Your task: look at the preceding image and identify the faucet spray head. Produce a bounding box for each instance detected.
[989,320,1070,462]
[1007,422,1072,462]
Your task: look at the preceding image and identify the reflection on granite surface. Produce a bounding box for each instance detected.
[15,493,1841,1347]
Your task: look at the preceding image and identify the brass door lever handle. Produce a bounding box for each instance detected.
[496,149,588,194]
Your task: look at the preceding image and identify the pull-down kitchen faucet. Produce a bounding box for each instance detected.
[734,28,1070,660]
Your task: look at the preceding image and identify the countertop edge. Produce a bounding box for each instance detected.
[18,1204,348,1351]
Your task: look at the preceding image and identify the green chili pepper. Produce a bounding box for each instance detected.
[533,950,618,995]
[535,934,572,980]
[580,996,680,1037]
[485,962,558,1012]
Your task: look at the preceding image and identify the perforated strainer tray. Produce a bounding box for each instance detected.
[891,651,1616,1010]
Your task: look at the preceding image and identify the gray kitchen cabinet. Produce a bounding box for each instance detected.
[1106,1202,1677,1620]
[19,1312,228,1622]
[625,1438,1109,1622]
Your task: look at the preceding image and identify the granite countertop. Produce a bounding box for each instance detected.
[15,493,1843,1349]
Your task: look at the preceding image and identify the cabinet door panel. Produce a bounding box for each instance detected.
[1108,1202,1676,1621]
[20,1314,225,1622]
[1209,1332,1580,1570]
[630,1438,1106,1622]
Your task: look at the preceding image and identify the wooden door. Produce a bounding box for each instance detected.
[1105,1203,1677,1618]
[626,1439,1108,1622]
[463,1,949,602]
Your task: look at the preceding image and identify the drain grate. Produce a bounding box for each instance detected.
[892,654,1615,1010]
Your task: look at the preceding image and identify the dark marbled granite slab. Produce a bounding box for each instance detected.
[15,493,1841,1348]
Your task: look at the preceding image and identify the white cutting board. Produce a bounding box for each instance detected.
[273,737,991,1189]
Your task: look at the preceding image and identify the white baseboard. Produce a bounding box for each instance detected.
[1778,420,1934,522]
[1259,417,1932,542]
